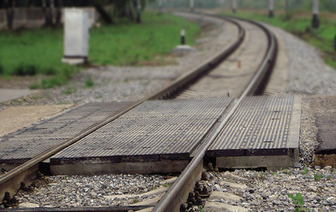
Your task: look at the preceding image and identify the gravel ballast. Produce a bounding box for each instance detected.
[15,174,166,208]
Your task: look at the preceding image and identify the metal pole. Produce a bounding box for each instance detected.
[232,0,236,13]
[269,0,274,18]
[190,0,194,13]
[312,0,320,29]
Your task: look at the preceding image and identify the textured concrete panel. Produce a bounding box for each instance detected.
[51,98,232,170]
[207,95,301,169]
[0,102,131,167]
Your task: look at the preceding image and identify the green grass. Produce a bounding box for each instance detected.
[314,173,323,181]
[85,75,94,88]
[62,87,77,95]
[222,10,336,70]
[0,12,200,88]
[287,193,306,212]
[90,12,199,66]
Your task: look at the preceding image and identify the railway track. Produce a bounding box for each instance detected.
[0,12,278,211]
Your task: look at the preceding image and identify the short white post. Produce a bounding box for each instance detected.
[62,9,89,65]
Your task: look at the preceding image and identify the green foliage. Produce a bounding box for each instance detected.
[12,64,36,76]
[29,83,40,90]
[132,197,140,203]
[40,76,66,89]
[85,76,94,88]
[314,174,323,181]
[287,193,305,212]
[163,182,169,187]
[302,167,309,175]
[260,171,266,180]
[198,205,205,212]
[90,12,199,66]
[62,87,77,95]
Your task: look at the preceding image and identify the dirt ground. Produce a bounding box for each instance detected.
[0,104,73,137]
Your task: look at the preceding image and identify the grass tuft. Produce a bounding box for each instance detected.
[314,174,323,181]
[85,76,94,88]
[62,87,77,95]
[302,167,309,175]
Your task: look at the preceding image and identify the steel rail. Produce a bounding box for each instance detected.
[0,14,245,201]
[152,14,278,212]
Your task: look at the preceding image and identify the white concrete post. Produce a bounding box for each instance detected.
[190,0,194,13]
[312,0,319,28]
[269,0,274,18]
[62,9,89,65]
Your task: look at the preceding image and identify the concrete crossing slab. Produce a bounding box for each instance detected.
[207,95,301,169]
[50,97,233,175]
[0,102,132,171]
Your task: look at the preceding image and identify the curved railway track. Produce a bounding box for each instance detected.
[0,12,277,211]
[153,13,278,212]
